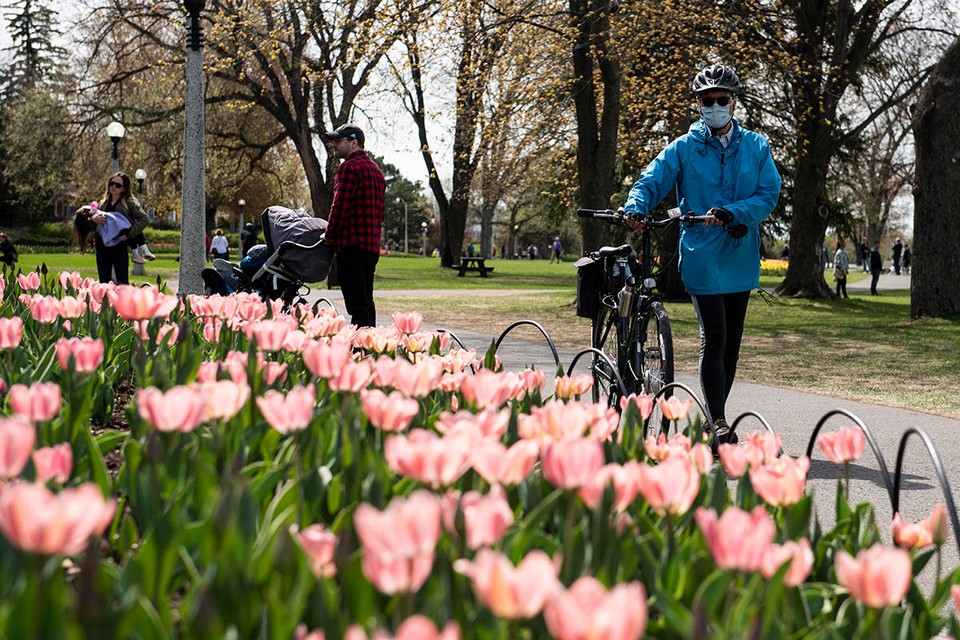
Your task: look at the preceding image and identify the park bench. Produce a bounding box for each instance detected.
[457,257,494,277]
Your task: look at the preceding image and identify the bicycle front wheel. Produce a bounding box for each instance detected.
[591,304,628,408]
[633,300,674,397]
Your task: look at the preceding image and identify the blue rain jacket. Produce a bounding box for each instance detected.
[624,119,781,295]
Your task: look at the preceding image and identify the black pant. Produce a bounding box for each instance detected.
[95,240,129,284]
[337,246,379,327]
[835,275,847,298]
[691,291,751,423]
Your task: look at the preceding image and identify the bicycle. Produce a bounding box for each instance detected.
[577,207,713,409]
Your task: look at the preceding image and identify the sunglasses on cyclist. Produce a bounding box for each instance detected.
[109,182,124,188]
[699,95,733,107]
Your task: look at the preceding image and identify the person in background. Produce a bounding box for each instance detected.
[869,240,883,295]
[623,63,781,449]
[239,222,258,258]
[322,123,385,328]
[902,244,912,275]
[833,240,849,299]
[82,173,150,283]
[209,229,229,260]
[859,238,870,273]
[0,232,18,266]
[550,236,563,264]
[892,237,903,275]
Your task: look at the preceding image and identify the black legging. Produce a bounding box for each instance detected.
[94,238,129,284]
[690,291,751,423]
[835,274,847,298]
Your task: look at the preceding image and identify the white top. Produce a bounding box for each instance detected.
[210,235,229,253]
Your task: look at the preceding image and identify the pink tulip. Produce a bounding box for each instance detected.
[302,313,346,339]
[0,417,35,479]
[17,271,41,291]
[818,426,865,463]
[718,442,763,478]
[0,482,116,556]
[441,348,478,374]
[544,576,648,640]
[352,326,400,354]
[391,311,424,335]
[0,317,23,350]
[470,439,539,486]
[384,429,472,488]
[31,443,73,484]
[518,400,618,443]
[354,490,441,594]
[134,320,179,347]
[620,393,654,419]
[256,385,316,434]
[281,329,309,353]
[197,380,251,422]
[541,438,605,490]
[690,442,714,474]
[391,358,444,398]
[643,432,690,462]
[835,543,911,609]
[57,295,87,320]
[749,456,810,507]
[553,374,594,400]
[24,295,61,323]
[892,504,949,550]
[245,318,294,352]
[741,430,782,462]
[760,539,814,587]
[261,361,288,385]
[291,523,337,578]
[442,485,514,549]
[345,616,460,640]
[294,625,326,640]
[454,548,559,619]
[137,386,208,433]
[7,381,62,422]
[435,407,510,440]
[953,584,960,613]
[696,506,776,572]
[59,271,82,291]
[636,455,701,516]
[109,285,179,320]
[658,396,694,421]
[55,337,104,373]
[460,369,522,409]
[328,359,372,393]
[518,369,546,398]
[578,462,640,511]
[360,389,420,432]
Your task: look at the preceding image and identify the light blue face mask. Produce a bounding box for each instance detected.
[701,104,732,130]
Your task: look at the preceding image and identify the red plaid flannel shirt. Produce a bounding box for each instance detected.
[325,150,385,253]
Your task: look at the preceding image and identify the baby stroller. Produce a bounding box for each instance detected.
[201,206,334,307]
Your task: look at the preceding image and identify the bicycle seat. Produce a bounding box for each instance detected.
[597,244,635,259]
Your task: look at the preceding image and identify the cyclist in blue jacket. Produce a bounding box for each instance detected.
[624,64,782,447]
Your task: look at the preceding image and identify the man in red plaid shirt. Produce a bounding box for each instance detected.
[323,123,385,327]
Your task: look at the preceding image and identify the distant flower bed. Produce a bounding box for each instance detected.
[761,258,789,276]
[0,270,957,638]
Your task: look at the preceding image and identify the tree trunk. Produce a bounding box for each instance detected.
[776,130,835,298]
[911,37,960,318]
[570,0,618,253]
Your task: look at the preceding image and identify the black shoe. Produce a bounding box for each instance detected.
[710,419,738,457]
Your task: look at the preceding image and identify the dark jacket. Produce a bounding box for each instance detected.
[869,248,882,272]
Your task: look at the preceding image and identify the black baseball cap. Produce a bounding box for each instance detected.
[323,123,365,147]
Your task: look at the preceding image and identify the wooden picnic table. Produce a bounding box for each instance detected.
[457,257,493,277]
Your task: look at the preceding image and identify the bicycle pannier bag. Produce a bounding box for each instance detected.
[574,256,605,320]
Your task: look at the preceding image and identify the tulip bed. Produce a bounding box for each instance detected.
[1,268,959,639]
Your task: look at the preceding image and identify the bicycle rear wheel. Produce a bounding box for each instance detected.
[633,300,674,397]
[591,304,629,407]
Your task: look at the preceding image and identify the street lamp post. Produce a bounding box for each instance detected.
[178,0,208,294]
[238,199,246,256]
[107,121,125,174]
[421,221,428,258]
[397,197,408,254]
[513,224,520,259]
[135,168,147,205]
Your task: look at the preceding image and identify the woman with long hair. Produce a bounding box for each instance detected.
[76,172,149,284]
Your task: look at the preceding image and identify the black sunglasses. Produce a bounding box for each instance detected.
[109,181,124,188]
[699,96,733,107]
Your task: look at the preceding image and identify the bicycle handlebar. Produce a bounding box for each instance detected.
[577,208,711,228]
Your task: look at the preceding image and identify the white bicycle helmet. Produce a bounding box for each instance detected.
[692,64,741,94]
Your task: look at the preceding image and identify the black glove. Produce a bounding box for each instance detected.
[708,207,734,224]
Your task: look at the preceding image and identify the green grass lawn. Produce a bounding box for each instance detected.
[13,252,959,417]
